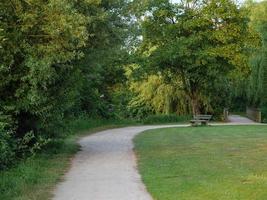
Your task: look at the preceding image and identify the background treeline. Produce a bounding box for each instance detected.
[0,0,267,169]
[0,0,133,169]
[247,0,267,122]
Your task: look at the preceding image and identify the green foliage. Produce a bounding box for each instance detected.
[0,129,15,170]
[203,77,232,118]
[0,0,88,134]
[64,114,138,136]
[143,114,190,124]
[261,106,267,123]
[128,75,189,116]
[0,113,15,169]
[246,1,267,122]
[0,126,50,170]
[0,0,132,168]
[127,98,154,120]
[247,52,263,107]
[135,0,254,115]
[76,0,131,118]
[111,85,134,119]
[0,0,93,168]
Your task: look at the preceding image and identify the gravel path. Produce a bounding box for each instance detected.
[53,116,262,200]
[53,125,188,200]
[228,115,257,124]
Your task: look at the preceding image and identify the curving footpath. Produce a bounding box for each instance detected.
[53,116,262,200]
[227,115,257,124]
[53,125,188,200]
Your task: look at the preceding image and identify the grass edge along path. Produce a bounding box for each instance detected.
[0,118,136,200]
[0,114,190,200]
[134,125,267,200]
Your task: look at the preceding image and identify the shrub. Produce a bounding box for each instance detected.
[143,114,191,124]
[261,106,267,123]
[0,129,15,170]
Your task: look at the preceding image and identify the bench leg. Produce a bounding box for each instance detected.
[201,121,208,126]
[190,122,197,126]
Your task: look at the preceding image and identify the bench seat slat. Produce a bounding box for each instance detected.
[190,114,212,126]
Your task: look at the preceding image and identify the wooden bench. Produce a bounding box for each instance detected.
[190,115,212,126]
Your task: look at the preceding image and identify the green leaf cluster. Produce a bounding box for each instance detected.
[0,0,132,168]
[247,0,267,121]
[135,0,255,114]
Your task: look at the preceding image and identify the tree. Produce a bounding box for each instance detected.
[247,0,267,121]
[0,0,134,168]
[0,0,94,168]
[76,0,134,118]
[127,74,190,117]
[135,0,253,115]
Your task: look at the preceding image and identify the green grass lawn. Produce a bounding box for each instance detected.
[134,125,267,200]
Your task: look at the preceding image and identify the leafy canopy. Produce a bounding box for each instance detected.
[136,0,255,114]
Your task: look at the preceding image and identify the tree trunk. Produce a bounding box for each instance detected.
[179,71,201,115]
[190,91,200,115]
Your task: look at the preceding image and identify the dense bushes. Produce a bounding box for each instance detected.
[0,129,15,170]
[0,127,50,170]
[0,0,131,169]
[143,114,191,125]
[246,1,267,122]
[0,0,89,168]
[261,106,267,123]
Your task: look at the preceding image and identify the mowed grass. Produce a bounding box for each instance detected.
[134,125,267,200]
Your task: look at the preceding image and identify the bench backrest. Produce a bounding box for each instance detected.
[193,115,212,120]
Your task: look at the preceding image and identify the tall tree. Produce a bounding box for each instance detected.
[247,0,267,121]
[76,0,133,118]
[0,0,89,136]
[135,0,253,115]
[0,0,134,168]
